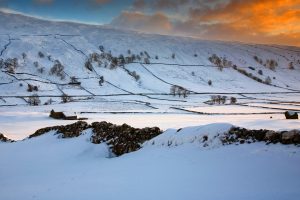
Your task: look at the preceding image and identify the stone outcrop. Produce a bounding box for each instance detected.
[0,133,14,143]
[28,121,162,156]
[91,122,162,156]
[222,127,300,145]
[29,121,89,138]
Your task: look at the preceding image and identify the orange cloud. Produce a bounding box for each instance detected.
[111,0,300,46]
[192,0,300,36]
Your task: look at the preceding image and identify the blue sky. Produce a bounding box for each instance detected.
[0,0,134,24]
[0,0,299,46]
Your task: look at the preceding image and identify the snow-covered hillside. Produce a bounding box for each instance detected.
[0,10,300,140]
[1,10,300,100]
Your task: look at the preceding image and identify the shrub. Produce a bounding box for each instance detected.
[194,54,198,57]
[33,61,39,68]
[70,76,78,83]
[44,98,53,105]
[118,54,125,65]
[144,51,150,58]
[155,55,158,59]
[85,60,93,71]
[191,71,195,76]
[38,51,45,58]
[265,76,272,85]
[130,71,140,81]
[4,58,18,73]
[170,85,189,98]
[27,84,38,92]
[172,53,175,59]
[50,60,65,80]
[230,97,237,104]
[37,67,44,74]
[61,94,72,103]
[210,95,227,104]
[22,53,27,60]
[208,80,212,86]
[289,62,294,70]
[28,94,40,106]
[144,57,150,64]
[258,69,263,75]
[99,45,104,52]
[99,76,104,86]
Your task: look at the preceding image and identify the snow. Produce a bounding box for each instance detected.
[1,124,300,200]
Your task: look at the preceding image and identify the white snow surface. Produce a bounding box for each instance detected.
[1,123,300,200]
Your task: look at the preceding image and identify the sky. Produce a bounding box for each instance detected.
[0,0,299,46]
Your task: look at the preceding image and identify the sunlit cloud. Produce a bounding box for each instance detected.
[111,0,300,46]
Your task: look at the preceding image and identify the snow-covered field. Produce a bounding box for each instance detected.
[0,10,300,200]
[1,124,300,200]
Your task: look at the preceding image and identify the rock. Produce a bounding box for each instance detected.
[59,121,89,138]
[285,111,298,119]
[29,121,89,139]
[29,126,61,138]
[0,133,14,143]
[281,130,300,144]
[253,130,266,141]
[91,121,162,156]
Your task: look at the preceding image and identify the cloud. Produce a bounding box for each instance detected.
[132,0,191,11]
[111,11,172,34]
[111,0,300,46]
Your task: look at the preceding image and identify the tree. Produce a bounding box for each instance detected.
[22,53,27,60]
[265,76,272,85]
[28,94,40,106]
[208,80,212,86]
[70,76,78,83]
[172,53,175,59]
[27,84,38,92]
[99,76,104,86]
[230,97,237,104]
[33,61,39,68]
[170,85,176,96]
[85,60,93,71]
[61,94,72,103]
[289,62,294,70]
[44,98,53,105]
[144,57,150,64]
[99,45,104,52]
[37,67,44,74]
[38,51,45,58]
[130,71,140,81]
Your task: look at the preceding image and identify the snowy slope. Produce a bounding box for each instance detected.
[1,10,300,101]
[1,124,300,200]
